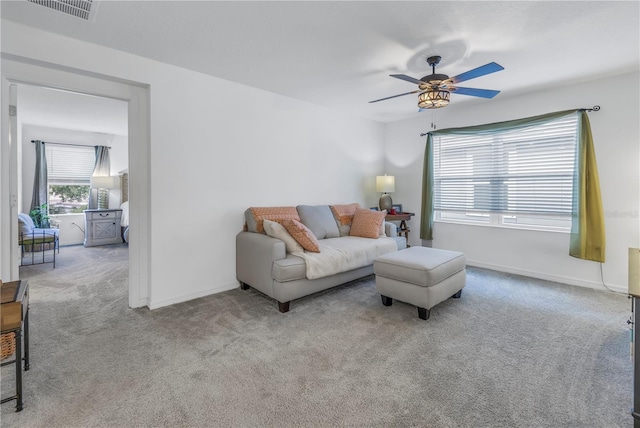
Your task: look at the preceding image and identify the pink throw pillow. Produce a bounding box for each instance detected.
[282,219,321,253]
[349,209,386,239]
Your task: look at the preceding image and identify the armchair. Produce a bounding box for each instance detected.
[18,213,60,267]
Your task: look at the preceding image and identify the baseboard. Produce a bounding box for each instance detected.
[148,282,239,310]
[129,297,149,309]
[466,259,627,294]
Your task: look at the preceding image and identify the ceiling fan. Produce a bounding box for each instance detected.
[369,56,504,109]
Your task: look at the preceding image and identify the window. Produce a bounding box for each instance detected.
[433,113,578,231]
[45,145,95,214]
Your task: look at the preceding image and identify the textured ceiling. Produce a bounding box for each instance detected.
[2,1,639,124]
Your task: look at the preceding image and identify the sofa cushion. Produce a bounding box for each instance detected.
[349,208,387,239]
[19,226,59,246]
[282,219,321,253]
[263,219,304,254]
[294,236,397,280]
[245,207,300,234]
[273,256,307,282]
[296,205,340,240]
[330,203,361,237]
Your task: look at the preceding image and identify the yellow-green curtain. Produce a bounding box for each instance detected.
[420,109,605,261]
[569,111,605,262]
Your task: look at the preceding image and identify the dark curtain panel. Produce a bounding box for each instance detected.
[30,140,48,211]
[93,145,111,176]
[90,145,111,209]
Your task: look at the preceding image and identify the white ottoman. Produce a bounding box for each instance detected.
[374,246,466,320]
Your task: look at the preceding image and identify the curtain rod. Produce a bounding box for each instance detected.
[419,105,601,137]
[31,140,111,149]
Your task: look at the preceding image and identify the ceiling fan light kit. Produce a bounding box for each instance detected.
[370,55,504,109]
[418,89,450,109]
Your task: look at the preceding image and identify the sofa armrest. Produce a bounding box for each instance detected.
[384,221,398,237]
[236,231,286,298]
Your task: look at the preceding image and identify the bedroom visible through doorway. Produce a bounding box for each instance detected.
[16,83,129,286]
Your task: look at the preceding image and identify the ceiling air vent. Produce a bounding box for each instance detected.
[27,0,95,21]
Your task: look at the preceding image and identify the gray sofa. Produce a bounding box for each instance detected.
[236,204,406,312]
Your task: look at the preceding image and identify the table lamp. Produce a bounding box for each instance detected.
[90,175,119,209]
[376,174,395,211]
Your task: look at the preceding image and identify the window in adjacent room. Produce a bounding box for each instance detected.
[45,144,95,214]
[433,112,579,231]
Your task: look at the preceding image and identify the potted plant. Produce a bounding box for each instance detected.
[29,203,50,228]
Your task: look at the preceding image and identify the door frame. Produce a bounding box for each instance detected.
[1,54,151,308]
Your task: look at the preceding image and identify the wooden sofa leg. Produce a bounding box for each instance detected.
[418,307,430,320]
[451,290,462,298]
[239,282,250,290]
[278,301,290,313]
[381,295,393,306]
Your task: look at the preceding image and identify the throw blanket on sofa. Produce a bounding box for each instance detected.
[292,236,397,280]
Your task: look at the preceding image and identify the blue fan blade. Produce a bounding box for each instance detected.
[451,87,500,98]
[369,90,419,103]
[390,74,424,85]
[450,62,504,84]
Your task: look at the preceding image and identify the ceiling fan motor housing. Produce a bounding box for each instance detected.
[419,73,450,89]
[419,55,449,89]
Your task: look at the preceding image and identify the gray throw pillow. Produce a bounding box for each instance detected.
[296,205,340,240]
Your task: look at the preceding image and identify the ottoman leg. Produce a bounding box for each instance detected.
[418,307,430,320]
[451,290,462,299]
[381,295,393,306]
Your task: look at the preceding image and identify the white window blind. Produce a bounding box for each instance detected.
[433,113,578,215]
[45,144,95,184]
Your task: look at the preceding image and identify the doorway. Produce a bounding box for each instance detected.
[1,57,151,308]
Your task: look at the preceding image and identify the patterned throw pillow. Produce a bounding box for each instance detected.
[330,203,361,236]
[349,208,387,239]
[247,207,300,234]
[282,219,321,253]
[263,219,304,253]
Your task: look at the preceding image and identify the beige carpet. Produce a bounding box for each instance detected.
[0,244,632,427]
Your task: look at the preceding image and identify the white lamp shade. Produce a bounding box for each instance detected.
[90,175,119,189]
[376,175,395,193]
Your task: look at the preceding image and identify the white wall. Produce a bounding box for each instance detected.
[19,124,128,245]
[384,71,640,292]
[2,20,385,308]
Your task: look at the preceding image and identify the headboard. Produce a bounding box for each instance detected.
[120,172,129,203]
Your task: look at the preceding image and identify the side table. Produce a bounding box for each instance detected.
[84,209,123,247]
[0,279,30,412]
[385,212,415,247]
